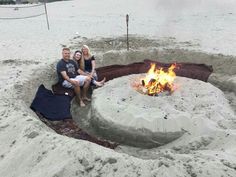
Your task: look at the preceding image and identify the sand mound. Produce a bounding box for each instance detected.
[90,75,235,147]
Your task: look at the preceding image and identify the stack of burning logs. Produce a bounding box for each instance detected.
[133,63,176,96]
[141,78,173,96]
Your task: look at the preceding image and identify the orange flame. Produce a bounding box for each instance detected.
[142,63,176,95]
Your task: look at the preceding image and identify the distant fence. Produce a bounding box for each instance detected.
[0,1,15,4]
[0,0,50,29]
[0,0,66,4]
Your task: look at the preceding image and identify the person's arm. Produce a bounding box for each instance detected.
[91,60,96,77]
[61,71,79,86]
[78,69,90,76]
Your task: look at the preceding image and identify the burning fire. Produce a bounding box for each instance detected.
[142,63,176,95]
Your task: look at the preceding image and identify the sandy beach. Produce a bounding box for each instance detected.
[0,0,236,176]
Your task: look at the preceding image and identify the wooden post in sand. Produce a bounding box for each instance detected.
[126,14,129,51]
[43,0,50,30]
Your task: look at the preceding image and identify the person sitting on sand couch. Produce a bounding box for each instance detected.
[56,48,91,107]
[73,50,105,87]
[79,45,106,86]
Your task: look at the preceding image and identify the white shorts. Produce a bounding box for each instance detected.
[62,75,87,88]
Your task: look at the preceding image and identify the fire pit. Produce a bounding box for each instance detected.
[134,63,176,96]
[90,65,233,148]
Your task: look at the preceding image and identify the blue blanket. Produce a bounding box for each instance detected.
[30,84,73,121]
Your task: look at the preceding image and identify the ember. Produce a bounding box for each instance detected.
[141,63,176,96]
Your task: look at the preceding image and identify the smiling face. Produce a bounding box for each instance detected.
[74,51,82,61]
[62,48,71,61]
[82,47,88,55]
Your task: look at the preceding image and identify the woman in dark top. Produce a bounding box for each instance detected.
[73,49,105,87]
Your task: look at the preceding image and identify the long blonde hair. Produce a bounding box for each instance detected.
[81,45,92,70]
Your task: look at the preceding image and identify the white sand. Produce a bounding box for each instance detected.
[0,0,236,176]
[1,0,236,61]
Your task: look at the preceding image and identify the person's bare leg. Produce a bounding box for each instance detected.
[82,77,91,101]
[100,77,106,85]
[94,77,106,87]
[74,86,85,107]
